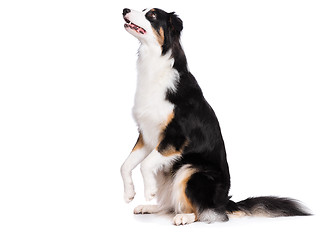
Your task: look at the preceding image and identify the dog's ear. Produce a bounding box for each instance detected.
[162,12,183,55]
[168,12,183,35]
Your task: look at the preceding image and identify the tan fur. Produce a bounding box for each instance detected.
[180,173,198,219]
[173,166,198,219]
[227,211,247,219]
[152,26,165,47]
[132,134,144,152]
[159,141,188,157]
[163,112,174,128]
[156,112,189,156]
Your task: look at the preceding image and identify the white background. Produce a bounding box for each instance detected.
[1,0,335,239]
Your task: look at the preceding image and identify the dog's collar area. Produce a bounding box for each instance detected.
[124,17,146,34]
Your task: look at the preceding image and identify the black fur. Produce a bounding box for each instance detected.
[127,8,311,221]
[154,8,310,219]
[145,9,187,70]
[229,197,311,217]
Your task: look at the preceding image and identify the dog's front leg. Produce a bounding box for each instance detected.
[120,134,150,203]
[140,149,180,201]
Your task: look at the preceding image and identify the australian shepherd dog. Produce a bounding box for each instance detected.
[120,8,310,225]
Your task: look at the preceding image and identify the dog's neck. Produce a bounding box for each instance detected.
[136,44,176,84]
[137,43,171,63]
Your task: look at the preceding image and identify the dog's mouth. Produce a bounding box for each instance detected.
[124,17,146,34]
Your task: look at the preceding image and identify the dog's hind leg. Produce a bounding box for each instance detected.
[184,171,231,223]
[170,165,198,225]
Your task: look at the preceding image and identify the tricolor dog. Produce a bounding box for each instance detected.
[120,8,310,225]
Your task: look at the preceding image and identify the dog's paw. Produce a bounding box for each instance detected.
[173,213,196,226]
[124,190,136,203]
[144,187,157,201]
[134,205,159,214]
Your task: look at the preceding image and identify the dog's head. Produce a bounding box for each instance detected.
[123,8,183,55]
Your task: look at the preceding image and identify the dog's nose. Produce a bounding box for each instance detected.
[123,8,131,16]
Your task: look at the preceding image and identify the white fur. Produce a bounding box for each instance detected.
[141,150,180,201]
[125,9,179,151]
[124,9,157,45]
[134,204,160,214]
[155,170,175,212]
[136,45,179,201]
[133,46,178,149]
[120,147,150,202]
[173,213,196,225]
[199,209,228,223]
[155,165,197,214]
[171,165,196,213]
[121,9,180,202]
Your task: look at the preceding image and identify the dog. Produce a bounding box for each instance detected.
[120,8,310,225]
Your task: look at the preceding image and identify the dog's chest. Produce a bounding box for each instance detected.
[132,54,178,149]
[133,92,173,149]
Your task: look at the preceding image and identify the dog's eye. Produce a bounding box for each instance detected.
[148,11,157,19]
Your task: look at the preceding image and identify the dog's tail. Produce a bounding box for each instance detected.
[226,196,311,218]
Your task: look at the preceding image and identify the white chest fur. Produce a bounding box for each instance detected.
[132,45,178,149]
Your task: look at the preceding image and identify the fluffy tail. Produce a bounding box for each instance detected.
[227,196,311,217]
